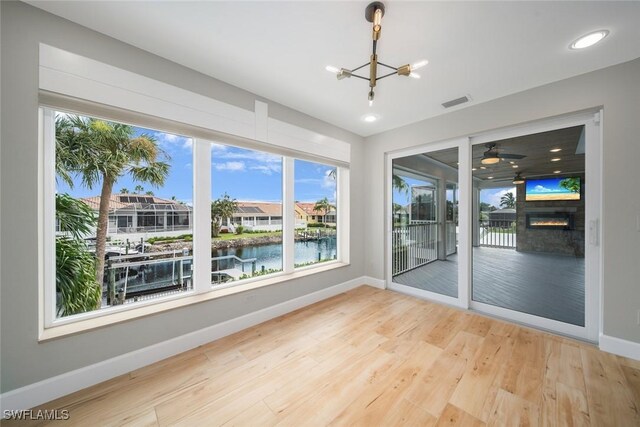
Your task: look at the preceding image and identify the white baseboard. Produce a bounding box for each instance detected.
[0,276,374,412]
[361,276,386,289]
[599,333,640,360]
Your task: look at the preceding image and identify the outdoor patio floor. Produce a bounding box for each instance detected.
[392,247,585,326]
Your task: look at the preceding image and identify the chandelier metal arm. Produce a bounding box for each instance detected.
[351,62,371,73]
[377,62,397,71]
[376,70,398,80]
[349,74,370,81]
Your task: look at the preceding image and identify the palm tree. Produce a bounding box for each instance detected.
[134,184,145,194]
[56,114,170,302]
[55,193,101,316]
[500,192,516,209]
[119,188,129,194]
[145,190,155,196]
[313,197,336,227]
[392,174,409,194]
[211,193,238,237]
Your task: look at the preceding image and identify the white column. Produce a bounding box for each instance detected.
[283,158,295,273]
[193,139,212,293]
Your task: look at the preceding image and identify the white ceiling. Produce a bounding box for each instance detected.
[28,1,640,137]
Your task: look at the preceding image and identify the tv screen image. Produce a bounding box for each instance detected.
[525,177,581,201]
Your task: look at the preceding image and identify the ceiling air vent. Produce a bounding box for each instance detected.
[442,95,470,109]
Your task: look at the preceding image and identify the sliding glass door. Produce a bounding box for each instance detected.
[389,145,460,303]
[387,113,601,340]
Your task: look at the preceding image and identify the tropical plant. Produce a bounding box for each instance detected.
[392,174,410,194]
[55,194,101,316]
[500,192,516,209]
[134,184,145,194]
[55,114,170,304]
[119,188,129,194]
[235,225,245,235]
[211,193,238,237]
[313,197,336,228]
[559,177,580,194]
[327,168,337,180]
[145,190,154,196]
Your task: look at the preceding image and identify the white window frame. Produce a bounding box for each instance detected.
[40,106,349,338]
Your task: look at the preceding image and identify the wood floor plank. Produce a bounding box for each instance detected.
[377,399,438,427]
[556,382,590,426]
[487,388,540,426]
[449,331,515,421]
[434,403,485,427]
[14,286,640,427]
[326,340,441,426]
[405,330,484,418]
[580,346,640,426]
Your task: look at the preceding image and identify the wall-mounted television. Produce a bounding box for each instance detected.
[525,177,581,201]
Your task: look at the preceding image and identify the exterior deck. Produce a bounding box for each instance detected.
[393,247,585,326]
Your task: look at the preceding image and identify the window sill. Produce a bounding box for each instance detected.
[39,261,349,342]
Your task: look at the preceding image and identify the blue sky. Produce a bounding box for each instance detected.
[57,124,337,204]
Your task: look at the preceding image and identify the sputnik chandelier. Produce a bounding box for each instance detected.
[326,2,428,106]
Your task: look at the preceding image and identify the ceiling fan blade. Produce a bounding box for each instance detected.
[497,153,526,159]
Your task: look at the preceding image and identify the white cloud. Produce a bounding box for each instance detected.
[484,187,516,208]
[295,178,323,184]
[534,185,549,192]
[214,161,245,172]
[250,164,281,175]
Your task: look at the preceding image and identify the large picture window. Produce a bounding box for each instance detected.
[210,143,283,284]
[53,111,194,318]
[293,159,338,268]
[43,107,348,329]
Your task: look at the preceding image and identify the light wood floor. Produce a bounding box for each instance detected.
[13,286,640,426]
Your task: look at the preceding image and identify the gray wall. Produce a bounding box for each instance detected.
[0,2,365,393]
[365,57,640,344]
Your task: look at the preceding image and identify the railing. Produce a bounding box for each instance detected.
[479,220,516,248]
[108,224,192,234]
[104,251,258,304]
[392,222,438,276]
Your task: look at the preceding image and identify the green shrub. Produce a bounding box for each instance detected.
[235,225,245,235]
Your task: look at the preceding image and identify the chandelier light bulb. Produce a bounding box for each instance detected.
[411,59,429,70]
[325,65,340,73]
[409,72,420,79]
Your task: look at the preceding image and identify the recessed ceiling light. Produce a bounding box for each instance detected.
[550,148,562,152]
[554,170,562,174]
[512,165,519,168]
[362,114,378,123]
[480,166,486,170]
[471,168,477,171]
[509,161,515,164]
[551,158,561,162]
[570,30,609,50]
[487,176,494,179]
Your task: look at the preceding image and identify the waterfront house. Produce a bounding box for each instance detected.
[81,194,192,240]
[295,202,337,226]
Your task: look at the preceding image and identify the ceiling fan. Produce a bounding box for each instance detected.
[478,143,526,165]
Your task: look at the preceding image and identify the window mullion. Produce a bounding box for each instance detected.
[283,157,295,273]
[193,139,212,293]
[337,167,350,264]
[43,107,57,327]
